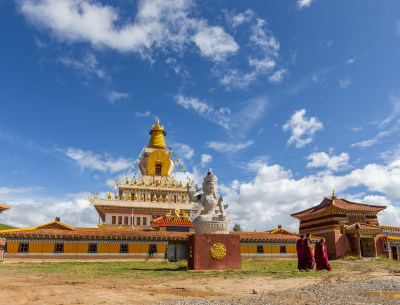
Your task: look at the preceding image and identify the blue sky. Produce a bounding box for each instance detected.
[1,0,400,231]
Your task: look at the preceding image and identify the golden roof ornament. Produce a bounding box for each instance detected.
[148,119,167,148]
[332,189,337,199]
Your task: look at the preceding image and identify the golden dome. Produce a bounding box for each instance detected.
[148,119,166,148]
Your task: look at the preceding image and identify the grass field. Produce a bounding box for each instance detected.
[0,223,18,230]
[0,258,385,280]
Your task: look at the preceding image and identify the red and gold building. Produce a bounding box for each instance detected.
[292,191,400,260]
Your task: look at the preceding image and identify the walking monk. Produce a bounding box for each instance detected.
[314,238,332,271]
[302,233,315,271]
[296,235,305,271]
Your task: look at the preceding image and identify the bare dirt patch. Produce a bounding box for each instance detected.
[0,259,398,305]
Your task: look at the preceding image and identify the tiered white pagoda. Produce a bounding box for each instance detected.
[92,120,194,230]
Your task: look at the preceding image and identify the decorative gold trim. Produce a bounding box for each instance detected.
[210,243,226,261]
[147,149,170,176]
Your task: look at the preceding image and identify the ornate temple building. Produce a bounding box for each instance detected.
[292,191,400,260]
[93,120,193,232]
[0,120,312,259]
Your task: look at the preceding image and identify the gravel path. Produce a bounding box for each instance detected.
[158,279,400,305]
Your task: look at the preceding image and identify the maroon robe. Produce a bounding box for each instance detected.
[302,237,315,270]
[314,242,332,271]
[296,238,304,270]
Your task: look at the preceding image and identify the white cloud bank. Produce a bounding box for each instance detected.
[19,0,238,62]
[0,192,98,228]
[223,159,400,232]
[206,140,254,153]
[283,109,323,148]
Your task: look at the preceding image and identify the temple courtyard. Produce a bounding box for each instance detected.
[0,258,399,304]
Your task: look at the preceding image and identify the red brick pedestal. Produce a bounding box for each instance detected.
[188,234,241,270]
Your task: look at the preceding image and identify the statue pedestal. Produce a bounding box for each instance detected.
[188,234,241,270]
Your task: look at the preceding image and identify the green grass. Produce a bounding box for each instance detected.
[0,259,347,280]
[0,223,18,230]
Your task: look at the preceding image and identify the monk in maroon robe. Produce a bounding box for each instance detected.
[302,233,315,271]
[314,238,332,271]
[296,235,305,271]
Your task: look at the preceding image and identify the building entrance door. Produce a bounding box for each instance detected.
[392,246,398,260]
[360,238,375,257]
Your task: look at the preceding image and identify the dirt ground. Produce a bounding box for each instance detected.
[1,259,399,305]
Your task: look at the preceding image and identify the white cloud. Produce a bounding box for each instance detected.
[20,0,237,63]
[378,94,400,128]
[1,191,98,228]
[201,154,212,167]
[193,24,239,61]
[59,53,107,79]
[61,147,132,173]
[221,158,400,232]
[352,95,400,149]
[230,9,254,27]
[297,0,313,10]
[306,152,350,171]
[268,68,288,84]
[172,143,194,160]
[351,126,363,131]
[218,16,286,90]
[205,140,254,153]
[339,78,352,88]
[106,91,129,104]
[135,111,151,117]
[282,109,323,148]
[351,138,378,148]
[347,58,355,64]
[0,186,43,195]
[175,95,231,129]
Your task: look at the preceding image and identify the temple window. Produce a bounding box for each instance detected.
[18,242,29,253]
[120,244,129,253]
[112,216,116,224]
[257,245,264,253]
[280,245,287,254]
[143,217,147,225]
[136,217,141,225]
[124,216,129,225]
[155,163,162,176]
[88,243,97,253]
[118,216,122,225]
[149,244,157,253]
[130,217,133,225]
[54,243,64,253]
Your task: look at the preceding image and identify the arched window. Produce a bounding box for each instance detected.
[155,163,162,175]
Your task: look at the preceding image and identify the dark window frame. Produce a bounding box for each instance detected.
[18,242,29,253]
[149,244,157,253]
[88,243,97,253]
[124,216,129,225]
[112,216,116,224]
[120,244,129,253]
[54,243,64,253]
[280,245,287,254]
[257,245,264,253]
[118,216,122,225]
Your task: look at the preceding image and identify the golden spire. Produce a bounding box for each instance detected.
[332,189,336,199]
[148,119,166,148]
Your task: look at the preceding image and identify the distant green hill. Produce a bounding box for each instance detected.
[0,223,18,230]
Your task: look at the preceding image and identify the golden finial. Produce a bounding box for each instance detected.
[148,119,166,148]
[332,189,336,199]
